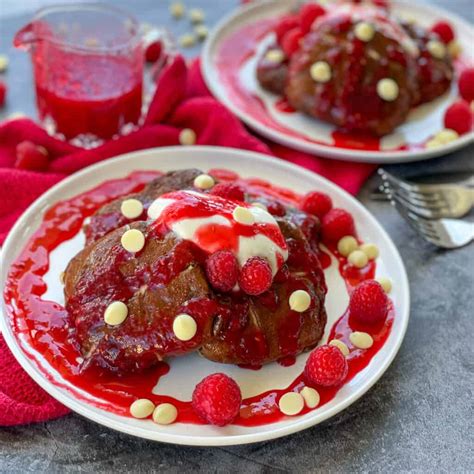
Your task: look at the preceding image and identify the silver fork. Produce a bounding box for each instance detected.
[379,169,474,219]
[392,200,474,248]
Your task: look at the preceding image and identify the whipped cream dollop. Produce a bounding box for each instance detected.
[148,190,288,275]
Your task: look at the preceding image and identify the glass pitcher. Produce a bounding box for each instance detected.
[14,3,144,147]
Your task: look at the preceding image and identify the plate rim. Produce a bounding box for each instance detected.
[201,0,474,163]
[0,145,410,446]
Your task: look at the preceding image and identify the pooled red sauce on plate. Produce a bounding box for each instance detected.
[4,171,394,426]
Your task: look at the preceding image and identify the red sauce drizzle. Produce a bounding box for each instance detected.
[4,171,394,426]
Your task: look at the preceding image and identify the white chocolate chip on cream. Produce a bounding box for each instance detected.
[354,22,375,42]
[310,61,332,83]
[350,331,374,349]
[130,398,155,419]
[427,40,446,59]
[121,229,145,253]
[360,243,379,260]
[329,339,350,357]
[289,290,311,312]
[121,199,144,219]
[233,206,255,225]
[193,173,215,189]
[300,386,320,408]
[104,301,129,326]
[173,314,197,341]
[265,49,285,63]
[153,403,178,425]
[337,235,358,257]
[179,128,197,145]
[170,2,185,18]
[348,249,369,268]
[279,392,305,416]
[376,276,392,293]
[377,78,399,102]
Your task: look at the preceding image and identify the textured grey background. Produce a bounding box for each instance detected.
[1,1,473,472]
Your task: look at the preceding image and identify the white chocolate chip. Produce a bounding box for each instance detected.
[448,40,462,58]
[348,249,368,268]
[104,301,128,326]
[329,339,350,356]
[121,228,145,253]
[265,49,285,63]
[233,206,255,225]
[152,403,178,425]
[0,54,9,73]
[425,138,442,149]
[179,128,197,145]
[189,8,205,23]
[193,173,215,190]
[121,199,143,219]
[289,290,311,312]
[337,235,358,257]
[354,22,375,42]
[195,24,208,41]
[179,33,196,48]
[360,243,379,260]
[435,128,459,144]
[170,2,185,18]
[172,314,197,341]
[252,202,267,211]
[310,61,332,83]
[279,392,304,416]
[427,40,446,59]
[300,386,320,408]
[130,398,155,419]
[350,331,374,349]
[376,276,392,293]
[377,78,399,102]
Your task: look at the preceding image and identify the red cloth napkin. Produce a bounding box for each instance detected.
[0,56,375,426]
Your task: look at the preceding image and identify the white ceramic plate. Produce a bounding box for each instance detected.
[202,0,474,163]
[0,146,409,445]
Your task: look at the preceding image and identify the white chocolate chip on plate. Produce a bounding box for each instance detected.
[329,339,350,357]
[153,403,178,425]
[337,235,358,257]
[376,276,392,293]
[348,249,368,268]
[279,392,305,416]
[121,199,143,219]
[170,2,185,18]
[179,128,197,145]
[377,78,399,102]
[0,54,9,73]
[354,22,375,42]
[310,61,332,83]
[179,33,196,48]
[193,173,214,189]
[435,128,459,144]
[289,290,311,312]
[104,301,129,326]
[195,24,208,40]
[350,331,374,349]
[300,386,320,408]
[189,8,205,24]
[121,229,145,253]
[233,206,255,225]
[130,398,155,419]
[360,243,379,260]
[173,314,197,341]
[265,49,285,63]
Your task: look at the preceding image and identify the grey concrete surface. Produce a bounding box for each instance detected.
[1,1,473,472]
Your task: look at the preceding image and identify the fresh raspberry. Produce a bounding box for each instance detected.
[281,27,304,57]
[0,81,6,107]
[210,183,245,201]
[444,101,472,135]
[145,40,162,63]
[430,21,455,44]
[458,68,474,102]
[300,3,326,34]
[349,279,389,325]
[192,373,242,426]
[239,257,273,296]
[205,250,239,292]
[275,14,299,44]
[304,345,348,387]
[300,191,333,218]
[266,200,286,217]
[321,208,355,242]
[14,141,49,171]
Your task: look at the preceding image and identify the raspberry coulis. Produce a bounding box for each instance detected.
[4,171,393,426]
